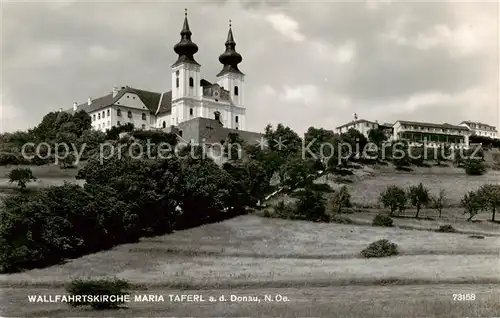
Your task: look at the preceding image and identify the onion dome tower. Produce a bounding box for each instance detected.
[172,9,200,67]
[216,20,244,76]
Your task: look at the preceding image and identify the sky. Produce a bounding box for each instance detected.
[1,0,499,135]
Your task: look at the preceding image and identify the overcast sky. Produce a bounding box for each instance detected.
[1,0,499,134]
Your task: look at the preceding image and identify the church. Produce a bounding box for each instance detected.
[68,10,261,145]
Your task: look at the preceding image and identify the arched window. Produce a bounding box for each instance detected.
[98,113,101,119]
[117,109,122,116]
[142,113,146,120]
[93,114,96,121]
[176,77,179,88]
[107,109,110,117]
[102,111,105,117]
[235,116,239,123]
[162,121,166,128]
[189,77,194,87]
[127,111,132,118]
[214,111,220,122]
[190,108,193,116]
[234,86,239,96]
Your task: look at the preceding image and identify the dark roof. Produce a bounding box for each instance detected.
[69,86,170,115]
[157,91,172,115]
[397,120,470,131]
[460,120,497,131]
[336,119,376,129]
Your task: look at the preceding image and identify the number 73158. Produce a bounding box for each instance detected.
[452,293,475,301]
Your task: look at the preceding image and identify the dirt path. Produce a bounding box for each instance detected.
[2,284,498,317]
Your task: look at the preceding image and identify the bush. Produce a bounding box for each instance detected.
[436,224,456,233]
[327,186,351,214]
[372,214,393,227]
[360,239,398,258]
[295,188,328,222]
[307,183,333,192]
[463,158,487,175]
[330,214,354,224]
[66,278,131,310]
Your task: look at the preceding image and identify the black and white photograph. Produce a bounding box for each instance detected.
[0,0,499,316]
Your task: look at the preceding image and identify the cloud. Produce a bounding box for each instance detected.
[265,13,305,42]
[1,1,498,135]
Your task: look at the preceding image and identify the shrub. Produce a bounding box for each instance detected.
[8,168,36,190]
[436,224,456,233]
[360,239,398,258]
[463,158,487,175]
[372,214,393,227]
[327,186,351,214]
[407,183,430,218]
[295,188,328,222]
[330,214,354,224]
[66,278,131,310]
[379,185,407,216]
[272,200,296,219]
[307,183,333,192]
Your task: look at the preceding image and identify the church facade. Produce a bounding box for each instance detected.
[68,10,248,135]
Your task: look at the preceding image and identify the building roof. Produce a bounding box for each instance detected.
[460,120,498,131]
[336,119,376,129]
[396,120,470,131]
[67,86,168,114]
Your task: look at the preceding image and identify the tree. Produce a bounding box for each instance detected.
[461,190,485,221]
[435,144,451,166]
[463,158,487,175]
[279,156,316,189]
[367,128,388,147]
[430,189,446,218]
[327,185,351,214]
[379,185,407,216]
[264,123,302,159]
[341,128,368,160]
[223,132,245,161]
[477,184,500,222]
[407,183,430,218]
[8,168,36,190]
[295,188,328,222]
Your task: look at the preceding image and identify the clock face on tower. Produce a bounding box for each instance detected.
[212,87,220,98]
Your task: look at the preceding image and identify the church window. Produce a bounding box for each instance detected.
[214,111,220,121]
[190,108,193,116]
[107,109,110,117]
[235,127,238,130]
[128,111,132,118]
[234,86,239,96]
[162,121,166,128]
[176,77,179,88]
[176,70,180,76]
[235,116,239,123]
[117,109,122,116]
[98,113,101,119]
[189,77,194,87]
[142,113,146,120]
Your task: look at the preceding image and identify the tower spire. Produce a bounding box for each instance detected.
[217,20,244,76]
[173,8,199,67]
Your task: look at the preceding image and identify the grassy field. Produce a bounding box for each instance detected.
[0,163,499,316]
[316,167,500,207]
[1,215,499,316]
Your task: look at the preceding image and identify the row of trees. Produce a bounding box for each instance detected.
[379,183,500,222]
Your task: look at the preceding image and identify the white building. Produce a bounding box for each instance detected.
[393,120,471,148]
[335,119,379,138]
[459,121,499,139]
[68,10,246,132]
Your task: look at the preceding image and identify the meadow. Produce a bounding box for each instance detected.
[1,215,499,317]
[0,163,499,316]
